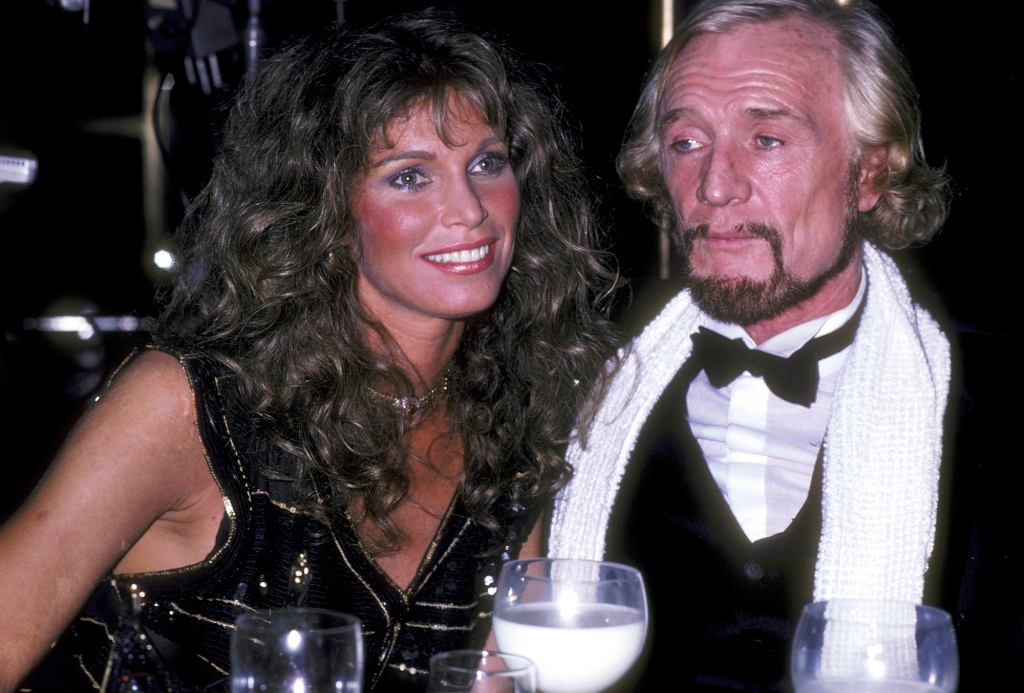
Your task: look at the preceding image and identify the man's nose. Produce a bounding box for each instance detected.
[441,177,488,228]
[696,145,751,207]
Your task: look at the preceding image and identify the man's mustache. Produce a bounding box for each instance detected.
[679,222,785,259]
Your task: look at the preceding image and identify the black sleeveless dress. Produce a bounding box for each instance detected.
[22,344,535,693]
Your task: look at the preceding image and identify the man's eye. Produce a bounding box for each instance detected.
[756,135,783,148]
[471,153,508,175]
[672,138,702,152]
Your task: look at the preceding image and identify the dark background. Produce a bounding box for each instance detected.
[0,0,1020,519]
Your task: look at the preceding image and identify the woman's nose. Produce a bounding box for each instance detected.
[440,177,488,228]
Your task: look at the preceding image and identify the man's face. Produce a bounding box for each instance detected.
[660,17,881,325]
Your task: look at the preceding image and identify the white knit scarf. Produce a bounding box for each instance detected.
[549,243,951,604]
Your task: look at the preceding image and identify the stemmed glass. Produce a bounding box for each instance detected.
[231,608,363,693]
[492,558,648,693]
[791,600,959,693]
[427,650,537,692]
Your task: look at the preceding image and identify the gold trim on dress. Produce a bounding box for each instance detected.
[76,654,101,690]
[404,622,473,632]
[414,600,478,610]
[411,516,470,592]
[369,622,402,690]
[330,530,392,630]
[345,511,407,601]
[404,497,462,597]
[195,596,257,612]
[196,653,229,676]
[79,616,115,643]
[388,662,428,675]
[252,490,310,516]
[251,490,332,521]
[213,373,253,505]
[99,630,115,692]
[168,602,235,629]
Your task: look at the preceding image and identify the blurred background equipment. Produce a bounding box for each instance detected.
[0,0,1020,520]
[58,0,90,24]
[0,154,39,185]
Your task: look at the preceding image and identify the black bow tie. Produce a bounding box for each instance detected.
[689,302,864,407]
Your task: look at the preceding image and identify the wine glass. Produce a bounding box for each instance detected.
[492,558,648,693]
[427,650,537,693]
[791,600,959,693]
[232,608,363,693]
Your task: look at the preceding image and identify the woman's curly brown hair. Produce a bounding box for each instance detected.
[155,12,623,553]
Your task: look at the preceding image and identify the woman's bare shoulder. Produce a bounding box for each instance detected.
[0,347,213,688]
[108,347,195,406]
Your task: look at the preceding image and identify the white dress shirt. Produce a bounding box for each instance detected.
[686,267,866,542]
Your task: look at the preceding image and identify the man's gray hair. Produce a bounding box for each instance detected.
[617,0,949,249]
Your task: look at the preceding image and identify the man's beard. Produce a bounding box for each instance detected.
[679,213,860,326]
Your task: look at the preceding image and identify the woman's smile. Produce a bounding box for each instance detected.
[424,240,495,272]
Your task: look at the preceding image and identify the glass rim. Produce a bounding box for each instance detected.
[501,557,642,582]
[429,649,536,676]
[800,600,953,623]
[234,607,362,634]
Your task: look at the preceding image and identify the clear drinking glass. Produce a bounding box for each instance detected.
[492,558,648,693]
[231,608,363,693]
[427,650,537,693]
[791,600,959,693]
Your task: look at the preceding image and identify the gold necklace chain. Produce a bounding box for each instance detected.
[366,375,449,416]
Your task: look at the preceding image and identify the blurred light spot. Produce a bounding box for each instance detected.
[286,629,302,651]
[154,249,176,270]
[26,315,151,336]
[0,154,38,185]
[34,316,95,340]
[96,316,139,331]
[558,589,579,623]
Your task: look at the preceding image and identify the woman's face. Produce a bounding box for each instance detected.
[351,97,519,332]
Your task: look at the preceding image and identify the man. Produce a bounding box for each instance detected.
[548,0,954,690]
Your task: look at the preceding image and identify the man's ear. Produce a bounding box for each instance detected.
[856,145,888,213]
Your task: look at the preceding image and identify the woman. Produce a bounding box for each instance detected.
[0,13,621,693]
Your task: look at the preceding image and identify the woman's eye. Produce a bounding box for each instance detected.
[389,169,429,189]
[756,135,783,148]
[471,153,508,175]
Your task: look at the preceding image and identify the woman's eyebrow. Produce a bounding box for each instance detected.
[476,135,503,150]
[370,136,505,168]
[370,150,435,168]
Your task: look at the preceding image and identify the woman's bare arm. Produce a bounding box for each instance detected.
[483,504,550,650]
[0,350,222,691]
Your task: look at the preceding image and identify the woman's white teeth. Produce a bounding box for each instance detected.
[426,244,490,263]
